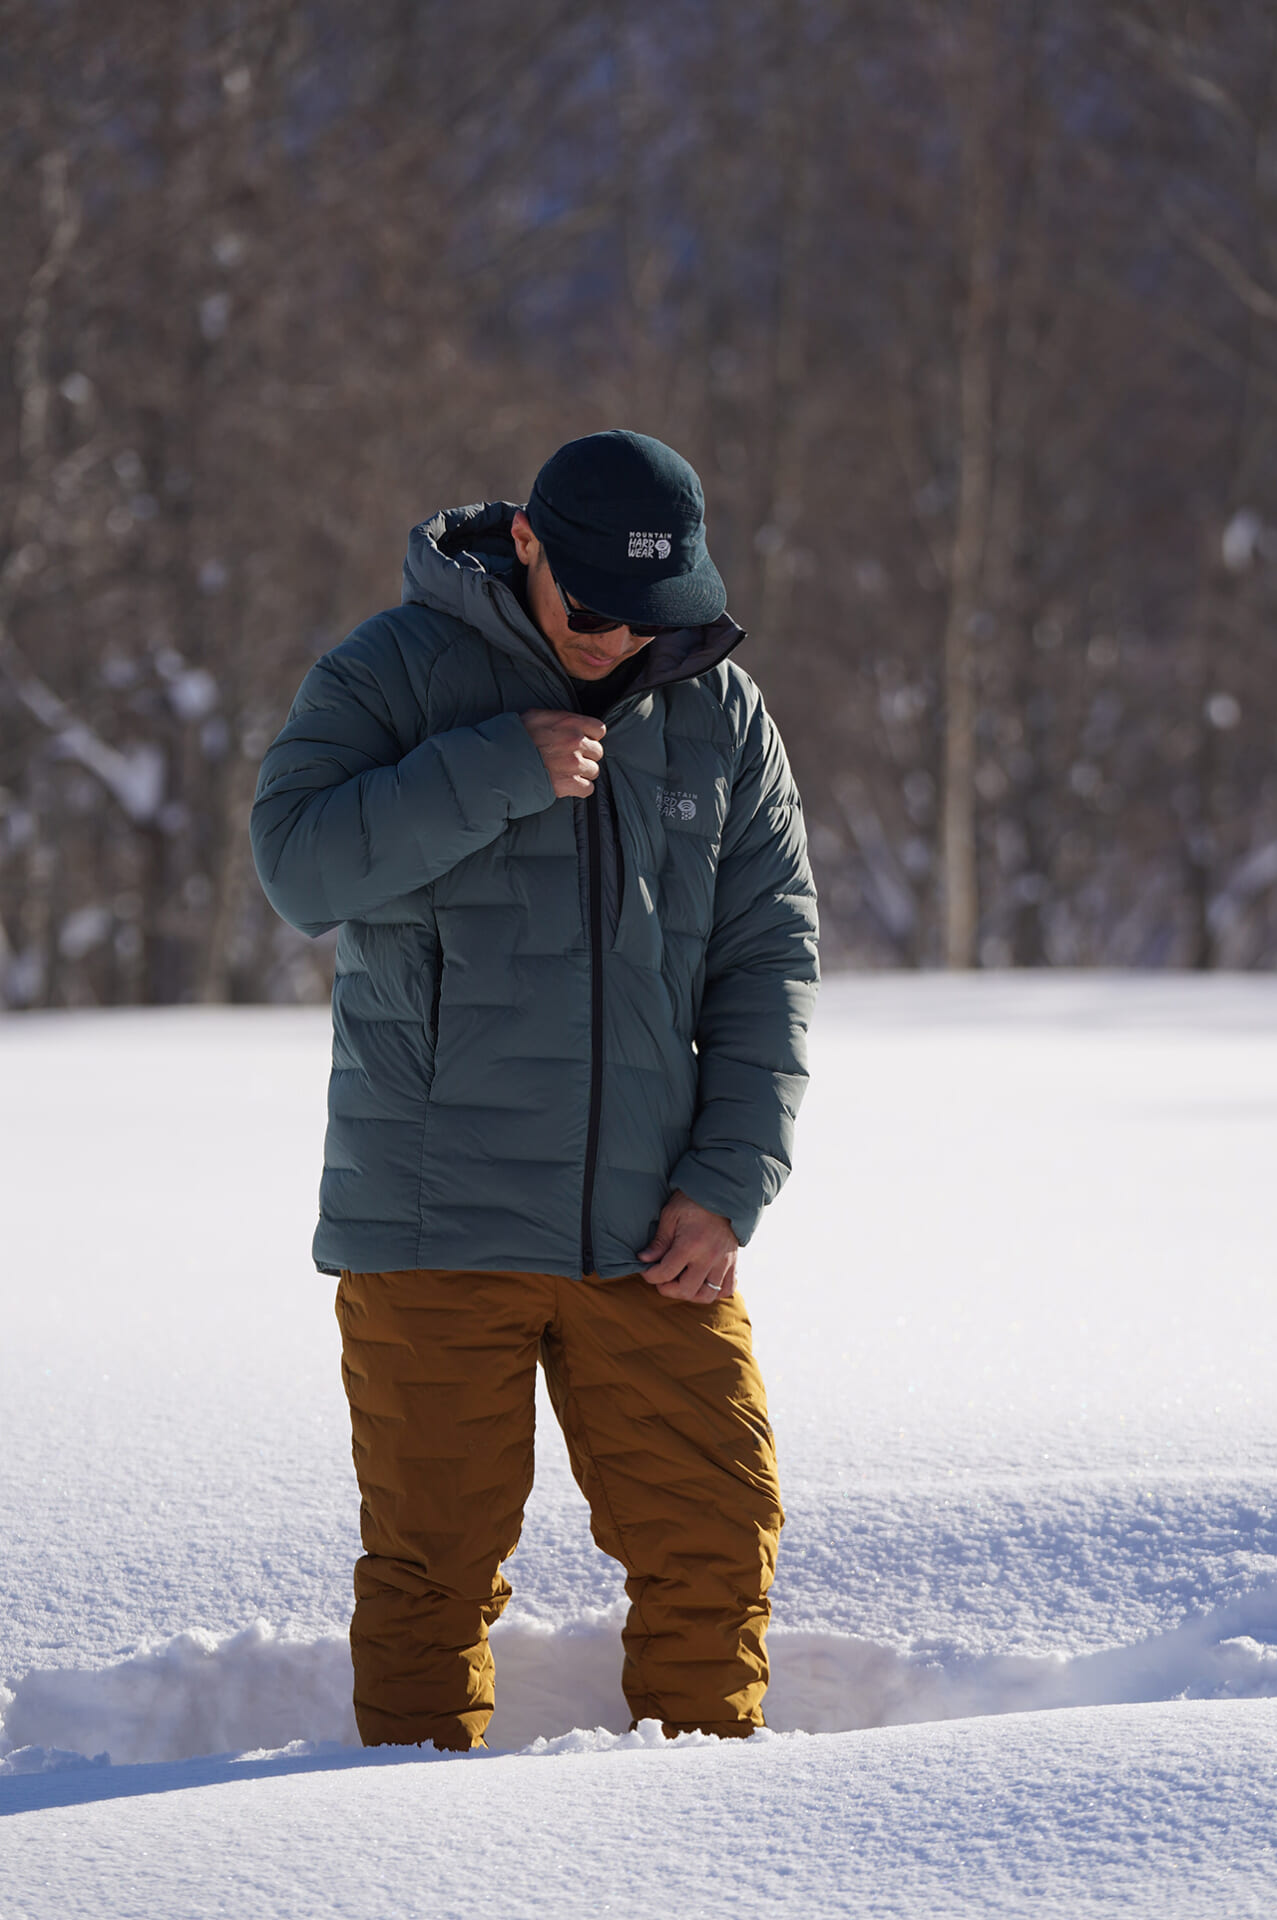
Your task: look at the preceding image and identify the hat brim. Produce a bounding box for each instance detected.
[546,545,727,629]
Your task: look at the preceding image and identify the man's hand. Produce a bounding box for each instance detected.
[638,1190,739,1304]
[522,709,605,798]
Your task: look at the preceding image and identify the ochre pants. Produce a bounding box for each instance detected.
[335,1266,784,1751]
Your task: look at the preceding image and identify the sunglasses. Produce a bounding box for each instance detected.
[551,568,672,639]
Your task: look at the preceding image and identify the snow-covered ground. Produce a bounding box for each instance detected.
[3,975,1276,1915]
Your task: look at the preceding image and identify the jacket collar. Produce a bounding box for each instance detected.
[402,502,746,704]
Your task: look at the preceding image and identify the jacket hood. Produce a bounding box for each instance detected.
[402,501,746,699]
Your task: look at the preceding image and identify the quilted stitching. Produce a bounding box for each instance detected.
[250,505,819,1281]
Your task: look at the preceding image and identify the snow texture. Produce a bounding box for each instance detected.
[2,975,1276,1914]
[3,1706,1276,1917]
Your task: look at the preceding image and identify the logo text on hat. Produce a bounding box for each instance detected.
[628,531,672,560]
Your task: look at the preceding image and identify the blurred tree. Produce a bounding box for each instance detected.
[2,0,1277,1004]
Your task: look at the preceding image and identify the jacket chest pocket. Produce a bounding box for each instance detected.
[609,764,727,865]
[606,767,726,979]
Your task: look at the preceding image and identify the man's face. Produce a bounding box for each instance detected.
[511,510,658,682]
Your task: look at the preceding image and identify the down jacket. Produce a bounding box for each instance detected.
[250,502,819,1280]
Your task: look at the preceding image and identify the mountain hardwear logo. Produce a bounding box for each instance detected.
[657,786,698,822]
[628,531,672,560]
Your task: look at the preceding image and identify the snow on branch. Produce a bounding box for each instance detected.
[0,631,166,824]
[1182,220,1277,324]
[0,146,166,827]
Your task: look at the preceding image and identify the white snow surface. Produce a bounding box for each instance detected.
[3,1704,1276,1918]
[2,974,1276,1915]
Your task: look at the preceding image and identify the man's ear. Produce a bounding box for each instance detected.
[510,508,538,566]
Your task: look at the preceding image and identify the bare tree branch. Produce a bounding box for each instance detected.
[1181,215,1277,321]
[1115,9,1252,138]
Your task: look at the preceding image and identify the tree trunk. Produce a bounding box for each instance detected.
[941,0,1002,969]
[753,0,819,683]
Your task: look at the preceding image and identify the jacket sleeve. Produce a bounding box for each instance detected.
[666,689,820,1245]
[250,630,556,936]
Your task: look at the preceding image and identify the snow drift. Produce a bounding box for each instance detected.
[6,1575,1277,1770]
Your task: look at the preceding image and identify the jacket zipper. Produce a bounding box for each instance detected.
[580,771,605,1276]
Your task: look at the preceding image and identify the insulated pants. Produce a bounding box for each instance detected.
[335,1266,784,1751]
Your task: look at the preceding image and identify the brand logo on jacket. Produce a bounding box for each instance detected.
[656,786,698,822]
[628,531,672,560]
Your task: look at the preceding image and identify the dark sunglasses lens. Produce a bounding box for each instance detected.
[569,610,670,638]
[566,608,618,634]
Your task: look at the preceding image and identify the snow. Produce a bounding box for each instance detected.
[165,667,220,721]
[3,1704,1275,1918]
[57,905,113,961]
[1221,506,1264,571]
[198,292,231,341]
[2,974,1276,1914]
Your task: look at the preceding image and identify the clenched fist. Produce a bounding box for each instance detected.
[522,709,606,799]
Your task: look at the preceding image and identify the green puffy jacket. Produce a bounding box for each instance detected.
[250,502,819,1279]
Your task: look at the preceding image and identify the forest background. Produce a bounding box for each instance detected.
[3,0,1276,1009]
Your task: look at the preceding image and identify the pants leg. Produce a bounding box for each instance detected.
[335,1267,551,1750]
[540,1273,784,1738]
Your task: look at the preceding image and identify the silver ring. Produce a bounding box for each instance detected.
[705,1281,722,1292]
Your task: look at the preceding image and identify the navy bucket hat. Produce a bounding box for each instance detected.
[526,429,727,629]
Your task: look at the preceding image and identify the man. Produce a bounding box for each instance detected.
[250,429,818,1750]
